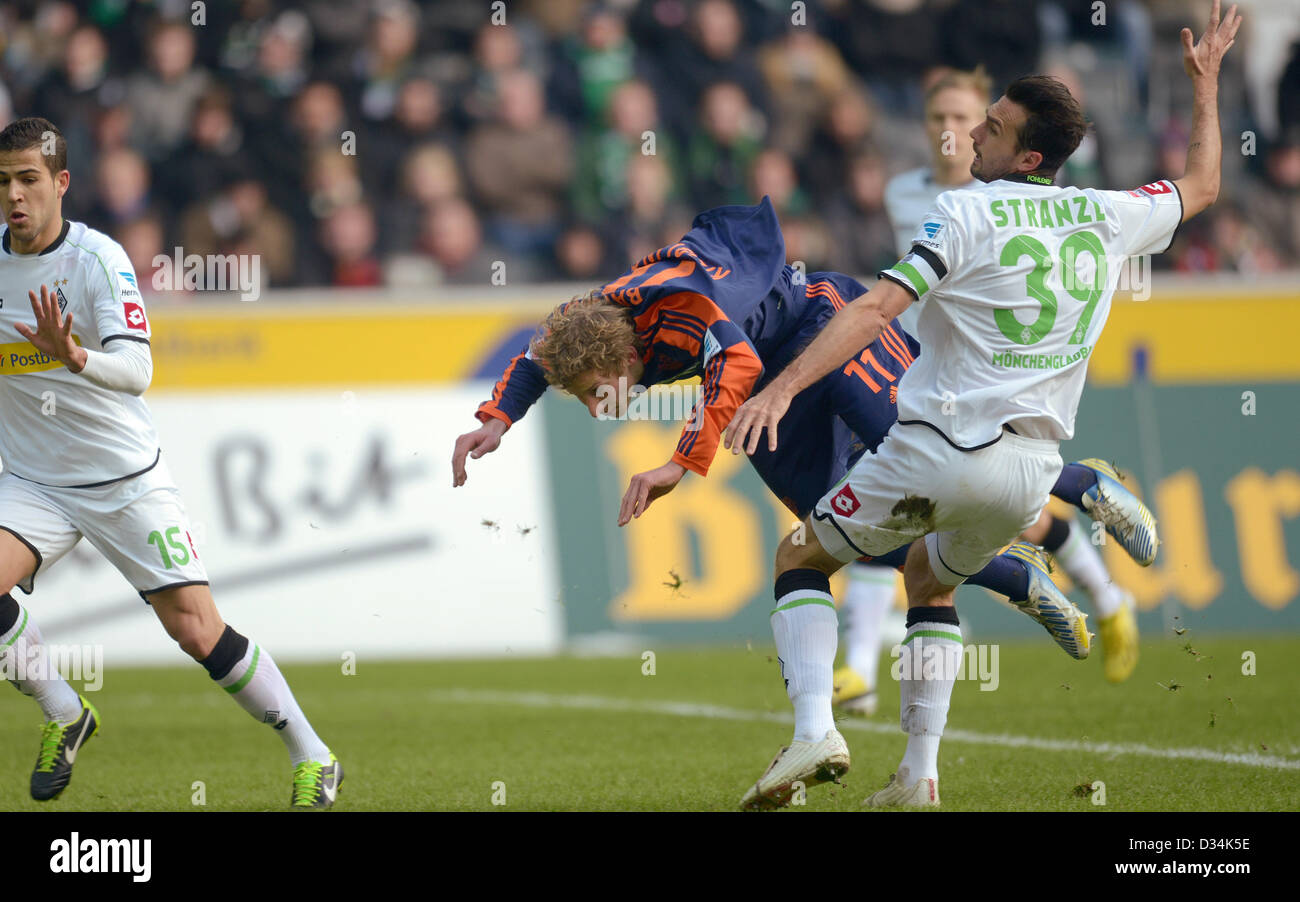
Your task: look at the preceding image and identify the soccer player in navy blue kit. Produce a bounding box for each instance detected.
[452,196,1157,803]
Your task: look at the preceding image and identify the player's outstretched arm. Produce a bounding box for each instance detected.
[613,302,763,527]
[1172,0,1241,223]
[454,343,552,487]
[617,460,686,527]
[723,278,912,455]
[451,417,508,487]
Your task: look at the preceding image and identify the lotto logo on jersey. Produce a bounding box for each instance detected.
[1132,181,1172,198]
[831,484,861,517]
[123,301,148,331]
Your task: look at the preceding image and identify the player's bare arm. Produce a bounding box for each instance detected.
[724,278,913,456]
[451,416,508,487]
[15,283,87,373]
[617,459,687,527]
[1172,0,1241,222]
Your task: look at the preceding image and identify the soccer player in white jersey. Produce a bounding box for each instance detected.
[832,70,988,718]
[832,69,1142,717]
[0,117,342,807]
[726,1,1238,808]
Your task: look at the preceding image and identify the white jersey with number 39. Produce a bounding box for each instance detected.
[880,178,1183,448]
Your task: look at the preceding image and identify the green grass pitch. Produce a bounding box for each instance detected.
[0,635,1295,811]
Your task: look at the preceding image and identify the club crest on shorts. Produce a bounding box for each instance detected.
[831,484,861,516]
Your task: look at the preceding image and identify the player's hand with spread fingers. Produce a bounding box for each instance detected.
[1181,0,1240,81]
[451,417,508,487]
[15,283,87,373]
[724,384,792,456]
[618,460,686,527]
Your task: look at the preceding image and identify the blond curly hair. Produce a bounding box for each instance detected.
[530,289,640,389]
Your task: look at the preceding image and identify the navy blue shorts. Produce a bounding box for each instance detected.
[748,272,921,520]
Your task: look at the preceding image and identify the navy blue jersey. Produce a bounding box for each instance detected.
[477,197,918,477]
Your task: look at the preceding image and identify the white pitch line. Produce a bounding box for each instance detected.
[430,688,1300,771]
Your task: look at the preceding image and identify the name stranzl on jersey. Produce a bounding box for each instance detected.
[990,195,1107,229]
[991,346,1090,370]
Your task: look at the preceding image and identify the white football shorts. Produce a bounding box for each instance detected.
[0,453,209,600]
[811,421,1063,584]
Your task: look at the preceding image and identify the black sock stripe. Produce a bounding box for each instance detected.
[199,625,249,680]
[1041,514,1072,552]
[906,605,960,628]
[774,568,831,601]
[0,593,18,635]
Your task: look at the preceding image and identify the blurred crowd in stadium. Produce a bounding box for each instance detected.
[1,0,1298,294]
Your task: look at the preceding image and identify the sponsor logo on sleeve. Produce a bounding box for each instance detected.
[1136,181,1172,197]
[123,301,148,331]
[922,221,945,240]
[117,270,142,300]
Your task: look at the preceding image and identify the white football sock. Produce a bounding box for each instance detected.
[843,563,896,683]
[771,589,838,743]
[0,603,83,724]
[1054,517,1123,617]
[218,641,331,765]
[897,617,962,783]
